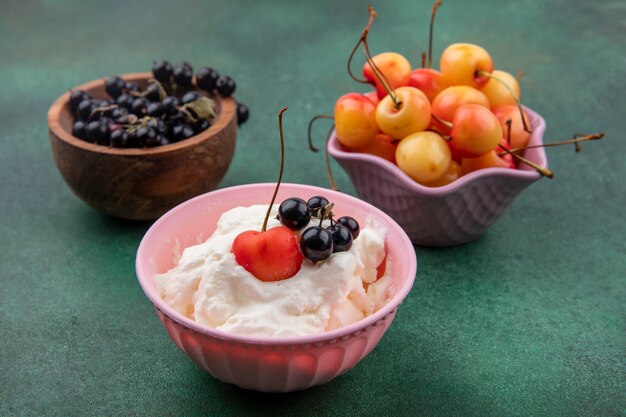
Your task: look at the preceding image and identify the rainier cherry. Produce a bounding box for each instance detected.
[354,133,397,163]
[460,151,510,175]
[492,105,530,149]
[334,93,378,148]
[440,43,494,89]
[232,107,304,282]
[407,68,448,102]
[431,85,489,134]
[423,160,461,187]
[363,52,412,99]
[376,86,431,139]
[480,70,521,108]
[449,104,502,158]
[395,131,451,183]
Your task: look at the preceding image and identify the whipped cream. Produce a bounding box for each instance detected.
[155,205,393,337]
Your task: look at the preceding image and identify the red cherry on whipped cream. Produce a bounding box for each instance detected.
[232,227,303,282]
[231,107,304,282]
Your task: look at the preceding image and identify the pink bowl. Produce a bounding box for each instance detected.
[136,183,417,392]
[328,106,548,247]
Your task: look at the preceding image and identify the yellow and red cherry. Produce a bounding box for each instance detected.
[449,104,502,158]
[354,133,397,163]
[334,93,378,148]
[407,68,448,102]
[430,85,489,134]
[498,137,516,169]
[440,43,494,89]
[362,52,412,99]
[363,90,380,105]
[375,86,431,139]
[492,105,531,149]
[423,160,461,187]
[232,227,303,282]
[460,150,510,175]
[480,70,520,108]
[395,131,451,184]
[232,107,303,282]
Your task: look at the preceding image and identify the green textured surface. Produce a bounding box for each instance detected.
[1,0,625,415]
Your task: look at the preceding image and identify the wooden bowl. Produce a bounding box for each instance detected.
[48,72,237,220]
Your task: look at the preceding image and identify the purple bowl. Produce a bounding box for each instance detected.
[328,106,548,247]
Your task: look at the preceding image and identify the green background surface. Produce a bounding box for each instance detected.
[1,0,624,416]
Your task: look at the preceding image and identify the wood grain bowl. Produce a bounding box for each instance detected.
[48,72,237,220]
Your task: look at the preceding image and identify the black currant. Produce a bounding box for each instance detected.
[110,107,128,120]
[196,67,219,91]
[69,90,90,115]
[173,63,193,87]
[131,98,148,116]
[157,134,170,146]
[307,196,329,216]
[146,102,163,117]
[144,83,161,102]
[181,91,201,104]
[116,93,134,109]
[110,129,129,148]
[136,126,158,147]
[161,96,179,115]
[72,121,87,140]
[236,102,249,125]
[85,120,108,144]
[152,60,173,84]
[328,224,353,253]
[215,75,236,97]
[146,118,168,135]
[104,76,125,99]
[336,216,360,239]
[300,226,333,262]
[170,123,193,141]
[278,197,311,230]
[194,119,211,133]
[77,100,94,121]
[124,81,140,92]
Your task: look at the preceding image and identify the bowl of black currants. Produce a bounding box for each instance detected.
[48,60,250,220]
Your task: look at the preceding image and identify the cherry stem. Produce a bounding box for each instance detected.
[506,118,512,145]
[428,0,442,69]
[477,70,532,134]
[362,41,401,109]
[421,51,427,69]
[346,6,377,84]
[308,114,335,152]
[431,113,453,128]
[498,144,553,178]
[517,70,524,81]
[324,123,339,191]
[262,106,288,233]
[506,133,604,154]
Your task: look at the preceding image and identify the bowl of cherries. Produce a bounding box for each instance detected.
[313,5,603,247]
[48,60,250,221]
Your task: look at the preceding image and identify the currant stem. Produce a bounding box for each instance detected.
[507,133,604,154]
[308,114,335,152]
[262,106,288,233]
[428,0,442,69]
[346,6,377,84]
[477,69,532,133]
[498,144,553,178]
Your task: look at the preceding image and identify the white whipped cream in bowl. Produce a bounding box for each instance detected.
[136,183,416,392]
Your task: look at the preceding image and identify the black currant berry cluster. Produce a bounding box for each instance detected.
[69,60,250,148]
[278,195,360,262]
